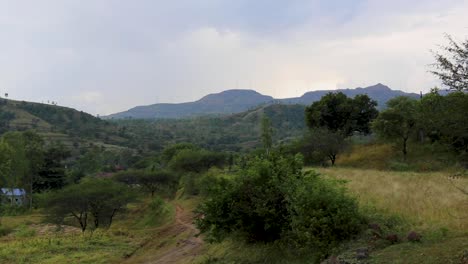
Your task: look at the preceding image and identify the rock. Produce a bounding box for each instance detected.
[407,231,422,242]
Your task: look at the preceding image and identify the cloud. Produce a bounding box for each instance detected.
[0,0,466,114]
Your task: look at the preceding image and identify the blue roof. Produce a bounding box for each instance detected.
[1,188,26,196]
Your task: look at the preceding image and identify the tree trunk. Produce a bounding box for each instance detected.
[402,137,408,162]
[108,209,118,227]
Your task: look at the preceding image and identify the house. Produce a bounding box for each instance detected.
[0,188,27,206]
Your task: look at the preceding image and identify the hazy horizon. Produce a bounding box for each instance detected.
[1,0,467,115]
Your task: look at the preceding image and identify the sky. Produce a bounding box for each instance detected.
[0,0,467,115]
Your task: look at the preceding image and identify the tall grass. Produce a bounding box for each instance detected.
[337,143,460,171]
[318,167,468,231]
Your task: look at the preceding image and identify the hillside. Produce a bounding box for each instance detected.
[0,98,128,151]
[114,103,307,152]
[106,83,419,119]
[0,97,306,153]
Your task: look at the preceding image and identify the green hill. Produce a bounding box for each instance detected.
[0,99,128,151]
[0,98,307,153]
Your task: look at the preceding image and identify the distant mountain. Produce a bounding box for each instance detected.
[105,84,419,119]
[107,90,274,119]
[279,83,420,108]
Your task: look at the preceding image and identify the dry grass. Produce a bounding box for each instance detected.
[338,144,396,170]
[316,167,468,231]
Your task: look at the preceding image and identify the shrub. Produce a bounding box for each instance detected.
[196,153,364,257]
[285,171,364,255]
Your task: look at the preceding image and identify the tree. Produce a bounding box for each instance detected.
[169,149,225,173]
[351,94,379,134]
[45,178,135,231]
[303,128,347,166]
[1,131,45,208]
[418,90,468,156]
[35,145,70,192]
[305,92,378,136]
[431,35,468,91]
[261,116,273,155]
[114,170,177,197]
[372,96,418,161]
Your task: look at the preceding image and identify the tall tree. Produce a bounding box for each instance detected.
[372,97,418,161]
[431,35,468,91]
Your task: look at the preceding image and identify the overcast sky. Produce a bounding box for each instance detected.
[0,0,467,115]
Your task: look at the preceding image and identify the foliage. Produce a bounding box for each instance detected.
[431,35,468,91]
[44,178,136,231]
[305,92,378,136]
[35,144,70,192]
[418,90,468,158]
[301,128,348,166]
[372,96,418,161]
[114,169,178,197]
[169,149,226,173]
[196,154,363,257]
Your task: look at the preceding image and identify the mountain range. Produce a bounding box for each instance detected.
[105,83,420,119]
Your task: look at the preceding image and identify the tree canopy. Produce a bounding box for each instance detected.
[305,92,378,136]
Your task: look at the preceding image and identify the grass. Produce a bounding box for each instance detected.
[0,231,136,264]
[337,142,461,172]
[0,197,176,264]
[316,167,468,232]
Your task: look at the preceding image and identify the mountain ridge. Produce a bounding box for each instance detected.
[105,84,420,119]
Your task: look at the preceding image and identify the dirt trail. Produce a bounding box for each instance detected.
[148,205,203,264]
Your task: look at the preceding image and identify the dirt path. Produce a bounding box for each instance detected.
[124,202,204,264]
[148,205,203,264]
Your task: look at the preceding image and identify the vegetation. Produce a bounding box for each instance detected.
[196,153,364,258]
[0,34,467,264]
[431,35,468,92]
[372,96,418,161]
[44,178,136,231]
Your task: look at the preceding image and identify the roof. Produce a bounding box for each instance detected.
[1,188,26,196]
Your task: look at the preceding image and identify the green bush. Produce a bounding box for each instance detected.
[285,172,364,256]
[196,153,364,258]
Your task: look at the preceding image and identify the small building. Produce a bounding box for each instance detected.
[0,188,27,206]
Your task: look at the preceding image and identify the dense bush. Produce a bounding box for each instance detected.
[195,153,364,257]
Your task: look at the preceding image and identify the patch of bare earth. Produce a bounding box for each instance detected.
[123,203,204,264]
